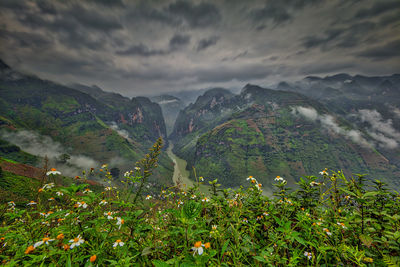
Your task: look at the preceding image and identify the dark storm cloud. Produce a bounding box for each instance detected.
[117,33,190,56]
[197,36,219,51]
[116,44,167,56]
[169,34,191,49]
[127,1,221,28]
[356,39,400,60]
[250,0,322,26]
[354,0,400,19]
[0,0,399,95]
[166,0,221,28]
[250,4,291,25]
[301,22,377,50]
[0,29,53,48]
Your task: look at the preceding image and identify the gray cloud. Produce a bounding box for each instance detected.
[292,106,371,147]
[166,0,221,28]
[169,34,191,49]
[197,36,219,51]
[358,109,400,149]
[0,0,399,95]
[355,0,400,19]
[356,39,400,60]
[0,130,99,176]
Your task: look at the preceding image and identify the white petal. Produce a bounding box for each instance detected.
[198,247,203,255]
[34,241,43,248]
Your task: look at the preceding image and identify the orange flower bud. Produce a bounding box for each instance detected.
[25,245,35,254]
[90,255,97,262]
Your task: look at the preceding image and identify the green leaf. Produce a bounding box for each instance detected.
[152,260,170,267]
[221,239,230,257]
[359,234,373,248]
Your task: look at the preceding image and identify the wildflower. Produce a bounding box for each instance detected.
[304,251,312,260]
[323,228,332,236]
[192,241,204,256]
[124,171,131,177]
[256,183,262,190]
[177,200,184,207]
[38,188,43,193]
[56,191,63,196]
[344,195,350,200]
[42,221,50,226]
[63,244,70,251]
[212,225,217,230]
[145,195,152,200]
[337,222,347,229]
[105,186,112,191]
[8,201,16,207]
[191,194,197,199]
[99,200,108,205]
[46,168,61,176]
[75,202,88,209]
[135,167,140,171]
[27,201,37,206]
[69,235,85,249]
[34,237,55,248]
[104,211,114,220]
[199,176,204,181]
[57,233,64,240]
[90,255,97,263]
[25,245,35,254]
[319,169,328,175]
[113,239,124,247]
[243,218,248,223]
[75,176,80,180]
[48,197,55,201]
[57,218,65,223]
[263,212,269,216]
[274,176,284,181]
[101,164,107,169]
[42,183,55,190]
[116,217,124,229]
[310,181,319,187]
[83,188,93,194]
[202,197,210,202]
[204,242,211,249]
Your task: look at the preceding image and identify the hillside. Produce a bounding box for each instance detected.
[170,84,399,191]
[0,60,173,188]
[150,95,185,135]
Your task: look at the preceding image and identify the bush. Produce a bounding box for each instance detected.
[0,140,399,266]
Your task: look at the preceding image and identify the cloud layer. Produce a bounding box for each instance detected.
[292,106,371,147]
[0,130,99,176]
[0,0,399,95]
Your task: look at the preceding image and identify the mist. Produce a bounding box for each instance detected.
[0,129,99,176]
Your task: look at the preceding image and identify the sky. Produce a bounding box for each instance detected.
[0,0,399,96]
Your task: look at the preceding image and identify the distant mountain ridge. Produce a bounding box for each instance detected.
[170,83,399,191]
[0,59,172,188]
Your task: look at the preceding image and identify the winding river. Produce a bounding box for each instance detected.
[166,143,194,189]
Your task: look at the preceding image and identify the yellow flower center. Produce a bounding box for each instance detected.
[73,238,79,243]
[51,168,56,171]
[204,242,211,249]
[194,241,202,248]
[116,239,122,243]
[43,237,50,242]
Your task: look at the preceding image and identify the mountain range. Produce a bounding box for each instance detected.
[0,60,173,190]
[1,58,399,191]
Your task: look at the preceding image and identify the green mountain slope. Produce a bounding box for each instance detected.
[0,60,172,188]
[170,84,399,191]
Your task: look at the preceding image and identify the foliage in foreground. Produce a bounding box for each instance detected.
[0,138,400,266]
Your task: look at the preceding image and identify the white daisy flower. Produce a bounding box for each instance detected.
[56,191,63,196]
[46,169,61,176]
[99,200,108,206]
[34,237,54,248]
[304,251,312,260]
[69,235,85,249]
[113,239,124,247]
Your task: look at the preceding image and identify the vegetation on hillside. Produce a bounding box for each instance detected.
[1,139,399,266]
